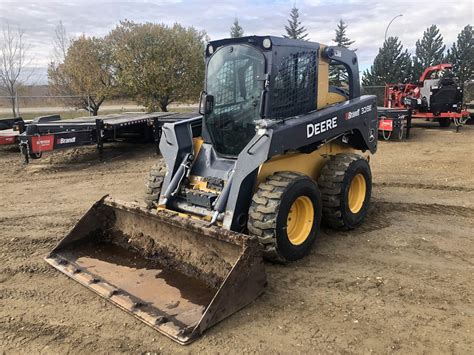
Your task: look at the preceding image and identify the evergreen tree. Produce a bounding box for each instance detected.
[362,37,412,86]
[412,25,445,81]
[333,19,355,48]
[283,6,308,40]
[230,18,244,38]
[446,25,473,87]
[329,19,355,87]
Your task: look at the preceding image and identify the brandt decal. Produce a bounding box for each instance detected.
[345,108,360,120]
[57,137,76,144]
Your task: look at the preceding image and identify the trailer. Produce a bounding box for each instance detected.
[1,115,69,148]
[0,129,19,145]
[18,112,201,163]
[377,107,411,141]
[0,117,24,146]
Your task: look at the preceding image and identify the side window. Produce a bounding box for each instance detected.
[329,62,349,91]
[271,51,317,118]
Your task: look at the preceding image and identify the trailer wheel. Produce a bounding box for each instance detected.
[318,154,372,230]
[248,172,322,263]
[145,163,166,209]
[439,118,451,127]
[29,152,42,159]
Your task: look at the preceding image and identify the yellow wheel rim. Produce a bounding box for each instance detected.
[348,173,366,214]
[286,196,314,246]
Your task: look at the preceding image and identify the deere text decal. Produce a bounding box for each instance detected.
[307,117,338,138]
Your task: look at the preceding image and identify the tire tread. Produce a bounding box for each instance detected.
[248,171,307,263]
[318,153,365,230]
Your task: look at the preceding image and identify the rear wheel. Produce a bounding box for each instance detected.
[439,118,451,127]
[248,172,322,263]
[318,154,372,230]
[145,163,166,209]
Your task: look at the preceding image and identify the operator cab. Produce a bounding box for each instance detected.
[200,36,361,158]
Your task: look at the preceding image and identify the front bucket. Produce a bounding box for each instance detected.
[45,196,267,345]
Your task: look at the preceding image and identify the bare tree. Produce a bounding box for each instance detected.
[0,24,32,117]
[53,21,69,63]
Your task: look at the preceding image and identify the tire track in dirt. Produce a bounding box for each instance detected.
[0,217,77,229]
[0,318,73,350]
[372,200,474,218]
[0,205,85,216]
[0,285,94,305]
[1,169,150,185]
[0,262,59,277]
[322,199,474,238]
[0,237,58,255]
[373,181,474,192]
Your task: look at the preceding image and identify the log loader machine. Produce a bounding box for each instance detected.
[45,36,378,344]
[383,63,469,129]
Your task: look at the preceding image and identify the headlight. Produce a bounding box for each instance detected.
[208,45,214,55]
[262,38,272,49]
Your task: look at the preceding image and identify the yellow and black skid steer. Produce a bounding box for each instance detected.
[46,36,378,344]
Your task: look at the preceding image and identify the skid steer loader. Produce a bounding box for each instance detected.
[46,36,378,344]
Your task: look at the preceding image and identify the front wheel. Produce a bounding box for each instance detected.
[248,172,322,263]
[318,154,372,230]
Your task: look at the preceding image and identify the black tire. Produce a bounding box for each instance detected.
[29,151,42,159]
[438,118,451,127]
[145,163,166,209]
[247,172,322,263]
[318,154,372,230]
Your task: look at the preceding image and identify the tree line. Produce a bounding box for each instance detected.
[233,6,473,88]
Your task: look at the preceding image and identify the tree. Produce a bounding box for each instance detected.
[230,18,244,38]
[446,25,473,88]
[283,6,308,40]
[0,24,31,117]
[362,37,412,86]
[412,25,445,80]
[52,21,70,63]
[108,21,205,112]
[329,19,355,87]
[48,35,117,116]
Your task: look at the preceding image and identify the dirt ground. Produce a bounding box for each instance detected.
[1,122,473,354]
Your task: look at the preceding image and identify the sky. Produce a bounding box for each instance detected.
[0,0,472,84]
